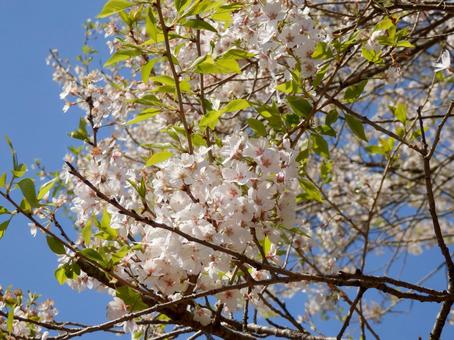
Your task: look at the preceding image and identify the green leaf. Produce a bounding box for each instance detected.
[146,150,173,166]
[38,178,57,200]
[97,0,133,18]
[7,307,14,334]
[54,266,67,285]
[17,178,39,208]
[145,9,158,43]
[299,178,323,202]
[393,102,407,123]
[20,198,32,214]
[193,55,241,74]
[0,173,6,188]
[199,110,222,130]
[287,96,312,117]
[183,18,217,33]
[311,41,333,60]
[12,163,27,178]
[112,246,130,265]
[5,135,18,169]
[311,134,330,158]
[320,160,333,183]
[375,17,394,30]
[344,80,367,103]
[0,206,9,215]
[82,221,92,246]
[80,248,106,266]
[69,118,89,142]
[365,145,384,155]
[141,58,159,83]
[345,114,367,141]
[325,109,338,125]
[319,125,337,137]
[221,99,250,113]
[247,118,266,137]
[149,75,176,86]
[263,235,271,256]
[104,49,141,67]
[220,48,255,60]
[46,235,66,255]
[361,47,382,64]
[276,81,297,94]
[127,108,161,125]
[174,0,191,12]
[192,133,207,147]
[116,286,148,312]
[98,209,117,239]
[0,219,11,240]
[396,40,414,48]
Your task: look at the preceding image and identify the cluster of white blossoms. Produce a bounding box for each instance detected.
[59,132,299,325]
[109,133,298,309]
[211,0,321,79]
[0,287,57,339]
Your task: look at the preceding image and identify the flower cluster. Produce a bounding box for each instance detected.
[0,286,57,339]
[110,133,298,304]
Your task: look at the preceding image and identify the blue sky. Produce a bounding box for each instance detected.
[0,1,453,339]
[0,1,117,339]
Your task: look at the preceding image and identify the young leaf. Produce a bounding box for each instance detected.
[183,18,217,33]
[46,235,66,255]
[263,235,271,256]
[287,96,312,117]
[97,0,133,18]
[141,58,160,83]
[146,150,173,166]
[127,108,161,125]
[98,208,117,239]
[0,219,11,240]
[80,248,106,266]
[199,110,222,130]
[12,164,27,178]
[5,135,18,169]
[396,40,414,48]
[17,178,39,208]
[54,266,67,285]
[38,178,57,200]
[393,102,407,123]
[311,134,330,158]
[69,118,89,142]
[7,307,14,334]
[82,222,92,246]
[247,118,266,137]
[345,114,368,141]
[104,49,142,67]
[0,173,6,188]
[193,55,241,74]
[344,80,367,103]
[174,0,191,12]
[116,286,148,312]
[325,109,338,126]
[221,99,250,113]
[145,9,158,43]
[300,178,323,202]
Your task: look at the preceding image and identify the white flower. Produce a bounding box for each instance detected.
[262,1,285,22]
[106,297,128,320]
[193,306,212,326]
[433,50,452,72]
[218,289,241,312]
[29,223,38,237]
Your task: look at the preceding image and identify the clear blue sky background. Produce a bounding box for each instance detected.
[0,1,453,339]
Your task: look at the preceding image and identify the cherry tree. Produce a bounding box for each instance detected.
[1,0,454,339]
